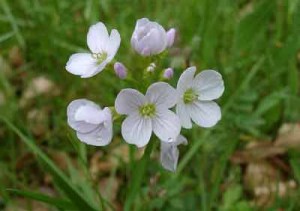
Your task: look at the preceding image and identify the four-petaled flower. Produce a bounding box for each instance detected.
[67,99,113,146]
[115,82,181,148]
[66,22,121,78]
[176,67,224,128]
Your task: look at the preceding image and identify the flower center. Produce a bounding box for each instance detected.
[139,103,156,117]
[183,88,198,104]
[92,52,108,64]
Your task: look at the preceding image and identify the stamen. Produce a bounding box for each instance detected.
[139,104,156,117]
[92,52,108,64]
[183,88,198,104]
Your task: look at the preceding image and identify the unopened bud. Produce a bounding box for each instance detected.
[163,68,174,79]
[146,63,156,72]
[114,62,127,79]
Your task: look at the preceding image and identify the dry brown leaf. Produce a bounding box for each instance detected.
[90,145,144,179]
[244,161,296,207]
[0,56,12,77]
[275,123,300,149]
[27,108,50,137]
[5,197,50,211]
[231,142,285,164]
[20,76,60,107]
[9,46,24,68]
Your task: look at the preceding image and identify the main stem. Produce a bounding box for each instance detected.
[124,140,155,211]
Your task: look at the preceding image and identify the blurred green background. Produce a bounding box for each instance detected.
[1,0,300,210]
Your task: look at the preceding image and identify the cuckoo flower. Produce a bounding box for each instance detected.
[131,18,168,56]
[160,135,188,172]
[176,67,224,129]
[115,82,181,148]
[67,99,113,146]
[66,22,121,78]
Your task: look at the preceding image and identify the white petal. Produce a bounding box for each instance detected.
[146,82,177,109]
[87,22,109,53]
[174,134,188,146]
[152,109,181,141]
[75,105,109,125]
[65,53,97,76]
[160,134,187,172]
[67,99,100,133]
[176,102,192,129]
[188,100,221,128]
[177,66,196,94]
[106,29,121,60]
[115,89,146,115]
[77,123,112,146]
[80,59,108,78]
[160,141,179,172]
[193,70,224,101]
[121,112,152,148]
[136,18,150,28]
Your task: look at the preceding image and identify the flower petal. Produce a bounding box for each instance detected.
[115,89,146,115]
[74,105,104,124]
[146,82,177,109]
[176,102,193,129]
[77,123,112,146]
[67,99,100,133]
[160,134,187,172]
[87,22,109,53]
[121,112,152,148]
[177,66,196,94]
[160,141,179,172]
[65,53,97,76]
[106,29,121,61]
[80,60,108,78]
[152,109,181,141]
[188,100,221,128]
[193,70,224,101]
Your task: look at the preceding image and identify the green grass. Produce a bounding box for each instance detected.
[0,0,300,210]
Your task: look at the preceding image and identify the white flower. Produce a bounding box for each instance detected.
[66,22,121,78]
[115,82,181,148]
[160,135,187,172]
[131,18,168,56]
[67,99,113,146]
[176,67,224,129]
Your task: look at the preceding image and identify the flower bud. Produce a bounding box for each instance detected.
[166,28,176,47]
[131,18,168,56]
[114,62,127,79]
[163,68,174,79]
[146,63,156,72]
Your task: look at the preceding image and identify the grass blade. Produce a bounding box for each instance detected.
[1,117,98,211]
[7,189,76,209]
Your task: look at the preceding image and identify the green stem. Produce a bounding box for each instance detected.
[124,140,155,211]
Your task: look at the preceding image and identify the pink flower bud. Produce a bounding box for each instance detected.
[163,68,174,79]
[114,62,127,79]
[131,18,168,56]
[166,28,176,47]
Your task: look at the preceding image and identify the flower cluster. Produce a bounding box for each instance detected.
[66,18,224,172]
